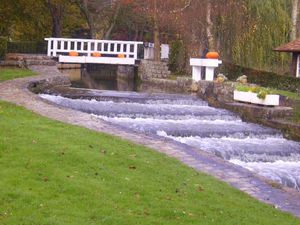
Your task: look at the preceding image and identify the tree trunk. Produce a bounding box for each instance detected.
[47,0,64,38]
[153,0,161,61]
[291,0,299,41]
[104,2,121,39]
[76,0,95,39]
[206,0,215,50]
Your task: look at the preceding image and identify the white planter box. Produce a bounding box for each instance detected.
[234,90,280,106]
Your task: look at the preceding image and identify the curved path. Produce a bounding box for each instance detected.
[1,65,300,217]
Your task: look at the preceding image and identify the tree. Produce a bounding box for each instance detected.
[46,0,66,37]
[290,0,299,41]
[153,0,161,61]
[206,0,215,50]
[73,0,95,38]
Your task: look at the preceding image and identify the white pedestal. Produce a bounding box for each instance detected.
[190,58,222,82]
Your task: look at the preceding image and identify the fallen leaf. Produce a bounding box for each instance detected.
[134,192,140,200]
[197,186,204,192]
[129,165,136,170]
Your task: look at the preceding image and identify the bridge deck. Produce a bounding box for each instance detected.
[45,38,143,65]
[59,55,136,65]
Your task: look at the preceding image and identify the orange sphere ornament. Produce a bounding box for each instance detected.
[205,52,219,59]
[117,54,125,58]
[92,52,101,57]
[69,51,79,57]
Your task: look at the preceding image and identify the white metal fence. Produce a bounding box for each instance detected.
[45,38,143,60]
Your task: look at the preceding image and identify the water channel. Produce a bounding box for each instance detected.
[42,67,300,191]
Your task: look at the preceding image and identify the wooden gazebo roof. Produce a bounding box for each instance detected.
[274,38,300,53]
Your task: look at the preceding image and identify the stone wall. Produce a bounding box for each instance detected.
[28,65,71,94]
[117,65,135,80]
[139,77,193,93]
[138,59,171,80]
[4,53,56,67]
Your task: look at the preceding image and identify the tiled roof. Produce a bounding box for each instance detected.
[274,38,300,53]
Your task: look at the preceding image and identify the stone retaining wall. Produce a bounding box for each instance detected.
[138,59,171,80]
[2,53,56,68]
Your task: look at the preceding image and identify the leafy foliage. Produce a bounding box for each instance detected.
[235,84,271,99]
[168,40,187,74]
[231,0,291,73]
[0,36,7,59]
[222,62,300,92]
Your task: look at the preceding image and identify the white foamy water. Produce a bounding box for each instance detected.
[230,160,300,191]
[40,93,300,191]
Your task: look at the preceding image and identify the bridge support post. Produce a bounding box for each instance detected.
[117,65,135,80]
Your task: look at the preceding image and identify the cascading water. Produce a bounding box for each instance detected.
[40,91,300,191]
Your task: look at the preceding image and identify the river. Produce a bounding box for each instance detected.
[42,68,300,191]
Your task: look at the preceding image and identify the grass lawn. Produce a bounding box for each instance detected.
[270,89,300,101]
[0,101,299,224]
[0,68,36,82]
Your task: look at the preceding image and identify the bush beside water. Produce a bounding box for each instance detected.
[221,62,300,93]
[0,37,8,60]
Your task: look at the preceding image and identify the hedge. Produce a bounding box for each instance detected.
[168,40,187,74]
[0,36,8,60]
[220,62,300,92]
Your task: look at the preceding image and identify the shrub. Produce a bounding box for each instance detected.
[0,36,7,60]
[235,84,271,99]
[220,62,300,92]
[168,40,187,75]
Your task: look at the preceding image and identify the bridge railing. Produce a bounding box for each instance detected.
[44,38,143,60]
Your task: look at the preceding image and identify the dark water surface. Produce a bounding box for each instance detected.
[47,68,300,191]
[59,66,138,91]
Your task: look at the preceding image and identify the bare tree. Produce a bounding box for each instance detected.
[46,0,65,37]
[104,2,121,39]
[153,0,161,61]
[291,0,299,41]
[74,0,95,38]
[206,0,215,50]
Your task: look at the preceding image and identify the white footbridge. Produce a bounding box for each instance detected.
[45,38,143,65]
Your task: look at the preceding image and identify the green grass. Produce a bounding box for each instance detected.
[270,89,300,101]
[0,101,299,225]
[0,68,36,82]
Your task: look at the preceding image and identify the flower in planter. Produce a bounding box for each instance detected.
[250,86,259,93]
[257,90,270,99]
